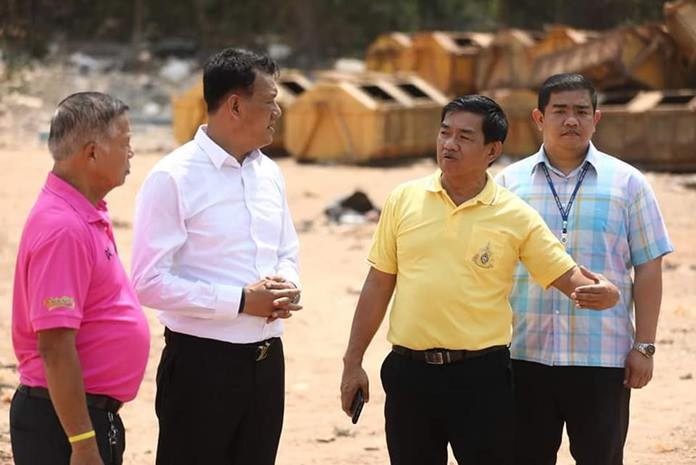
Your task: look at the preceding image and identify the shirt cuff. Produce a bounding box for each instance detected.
[213,284,244,319]
[276,267,301,292]
[32,315,82,332]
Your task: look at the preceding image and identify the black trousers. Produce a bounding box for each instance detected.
[381,347,514,465]
[155,329,285,465]
[512,360,631,465]
[10,389,125,465]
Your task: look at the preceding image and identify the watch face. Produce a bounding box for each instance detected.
[645,344,656,356]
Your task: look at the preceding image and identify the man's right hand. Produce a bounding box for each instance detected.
[243,278,302,319]
[340,362,369,416]
[70,439,104,465]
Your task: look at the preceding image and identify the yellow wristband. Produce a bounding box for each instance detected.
[68,430,96,444]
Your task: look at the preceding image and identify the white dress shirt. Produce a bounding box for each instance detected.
[131,126,300,343]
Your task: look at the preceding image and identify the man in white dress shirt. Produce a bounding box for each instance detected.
[132,48,301,465]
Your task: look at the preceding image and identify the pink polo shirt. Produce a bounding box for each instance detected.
[12,173,150,402]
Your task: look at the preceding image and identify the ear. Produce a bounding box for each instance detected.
[486,140,503,165]
[593,109,602,126]
[226,94,242,119]
[80,140,98,162]
[532,108,544,131]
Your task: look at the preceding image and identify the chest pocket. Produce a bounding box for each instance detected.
[464,227,513,276]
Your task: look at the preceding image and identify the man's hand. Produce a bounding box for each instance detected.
[570,266,620,310]
[624,349,653,389]
[264,275,302,322]
[340,362,369,417]
[243,276,302,321]
[70,439,104,465]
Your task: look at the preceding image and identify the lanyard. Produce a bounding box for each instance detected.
[539,161,590,246]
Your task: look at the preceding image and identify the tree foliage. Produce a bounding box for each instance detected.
[0,0,670,67]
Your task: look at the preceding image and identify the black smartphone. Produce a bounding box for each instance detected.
[350,388,365,424]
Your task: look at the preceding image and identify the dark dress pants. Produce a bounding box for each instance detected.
[155,329,285,465]
[10,389,125,465]
[381,347,514,465]
[513,359,631,465]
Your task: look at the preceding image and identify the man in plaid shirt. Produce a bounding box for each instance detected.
[496,73,673,465]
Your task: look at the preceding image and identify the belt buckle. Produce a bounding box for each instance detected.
[255,341,271,362]
[424,350,449,365]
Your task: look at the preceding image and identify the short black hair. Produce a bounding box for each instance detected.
[440,95,508,144]
[538,73,597,113]
[203,48,279,113]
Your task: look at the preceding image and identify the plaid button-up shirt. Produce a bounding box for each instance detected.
[496,143,673,367]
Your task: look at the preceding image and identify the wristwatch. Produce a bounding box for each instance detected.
[632,342,656,358]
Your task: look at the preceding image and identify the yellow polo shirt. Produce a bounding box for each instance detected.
[368,171,576,350]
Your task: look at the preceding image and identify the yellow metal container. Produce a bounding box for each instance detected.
[172,81,206,145]
[476,29,541,90]
[170,71,312,152]
[404,31,493,96]
[594,89,696,171]
[365,32,413,73]
[483,88,540,158]
[530,25,600,62]
[284,73,448,163]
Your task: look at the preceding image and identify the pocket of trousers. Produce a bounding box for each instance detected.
[155,346,178,412]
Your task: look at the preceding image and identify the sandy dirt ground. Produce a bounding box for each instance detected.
[0,132,694,464]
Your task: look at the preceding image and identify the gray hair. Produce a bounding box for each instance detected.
[48,92,129,161]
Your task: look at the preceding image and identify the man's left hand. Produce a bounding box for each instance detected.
[571,266,620,310]
[624,349,653,389]
[264,275,301,322]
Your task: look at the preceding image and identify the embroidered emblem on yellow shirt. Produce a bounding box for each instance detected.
[43,296,75,311]
[472,243,495,269]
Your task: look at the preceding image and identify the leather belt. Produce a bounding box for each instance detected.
[164,328,277,362]
[17,384,123,413]
[392,345,507,365]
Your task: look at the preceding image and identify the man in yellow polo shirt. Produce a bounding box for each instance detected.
[339,95,620,465]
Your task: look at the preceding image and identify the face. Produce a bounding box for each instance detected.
[436,111,500,181]
[533,89,601,156]
[236,71,281,150]
[93,113,133,190]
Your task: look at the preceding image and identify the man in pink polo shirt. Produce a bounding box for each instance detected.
[10,92,150,465]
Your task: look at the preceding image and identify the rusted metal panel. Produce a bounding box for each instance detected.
[665,0,696,61]
[594,90,696,171]
[530,26,686,90]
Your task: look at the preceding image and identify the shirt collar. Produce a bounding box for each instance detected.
[194,125,260,170]
[426,170,498,206]
[530,142,600,177]
[44,173,108,224]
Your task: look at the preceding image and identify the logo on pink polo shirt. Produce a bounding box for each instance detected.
[42,296,75,311]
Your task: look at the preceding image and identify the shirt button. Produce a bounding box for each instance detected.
[555,309,561,315]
